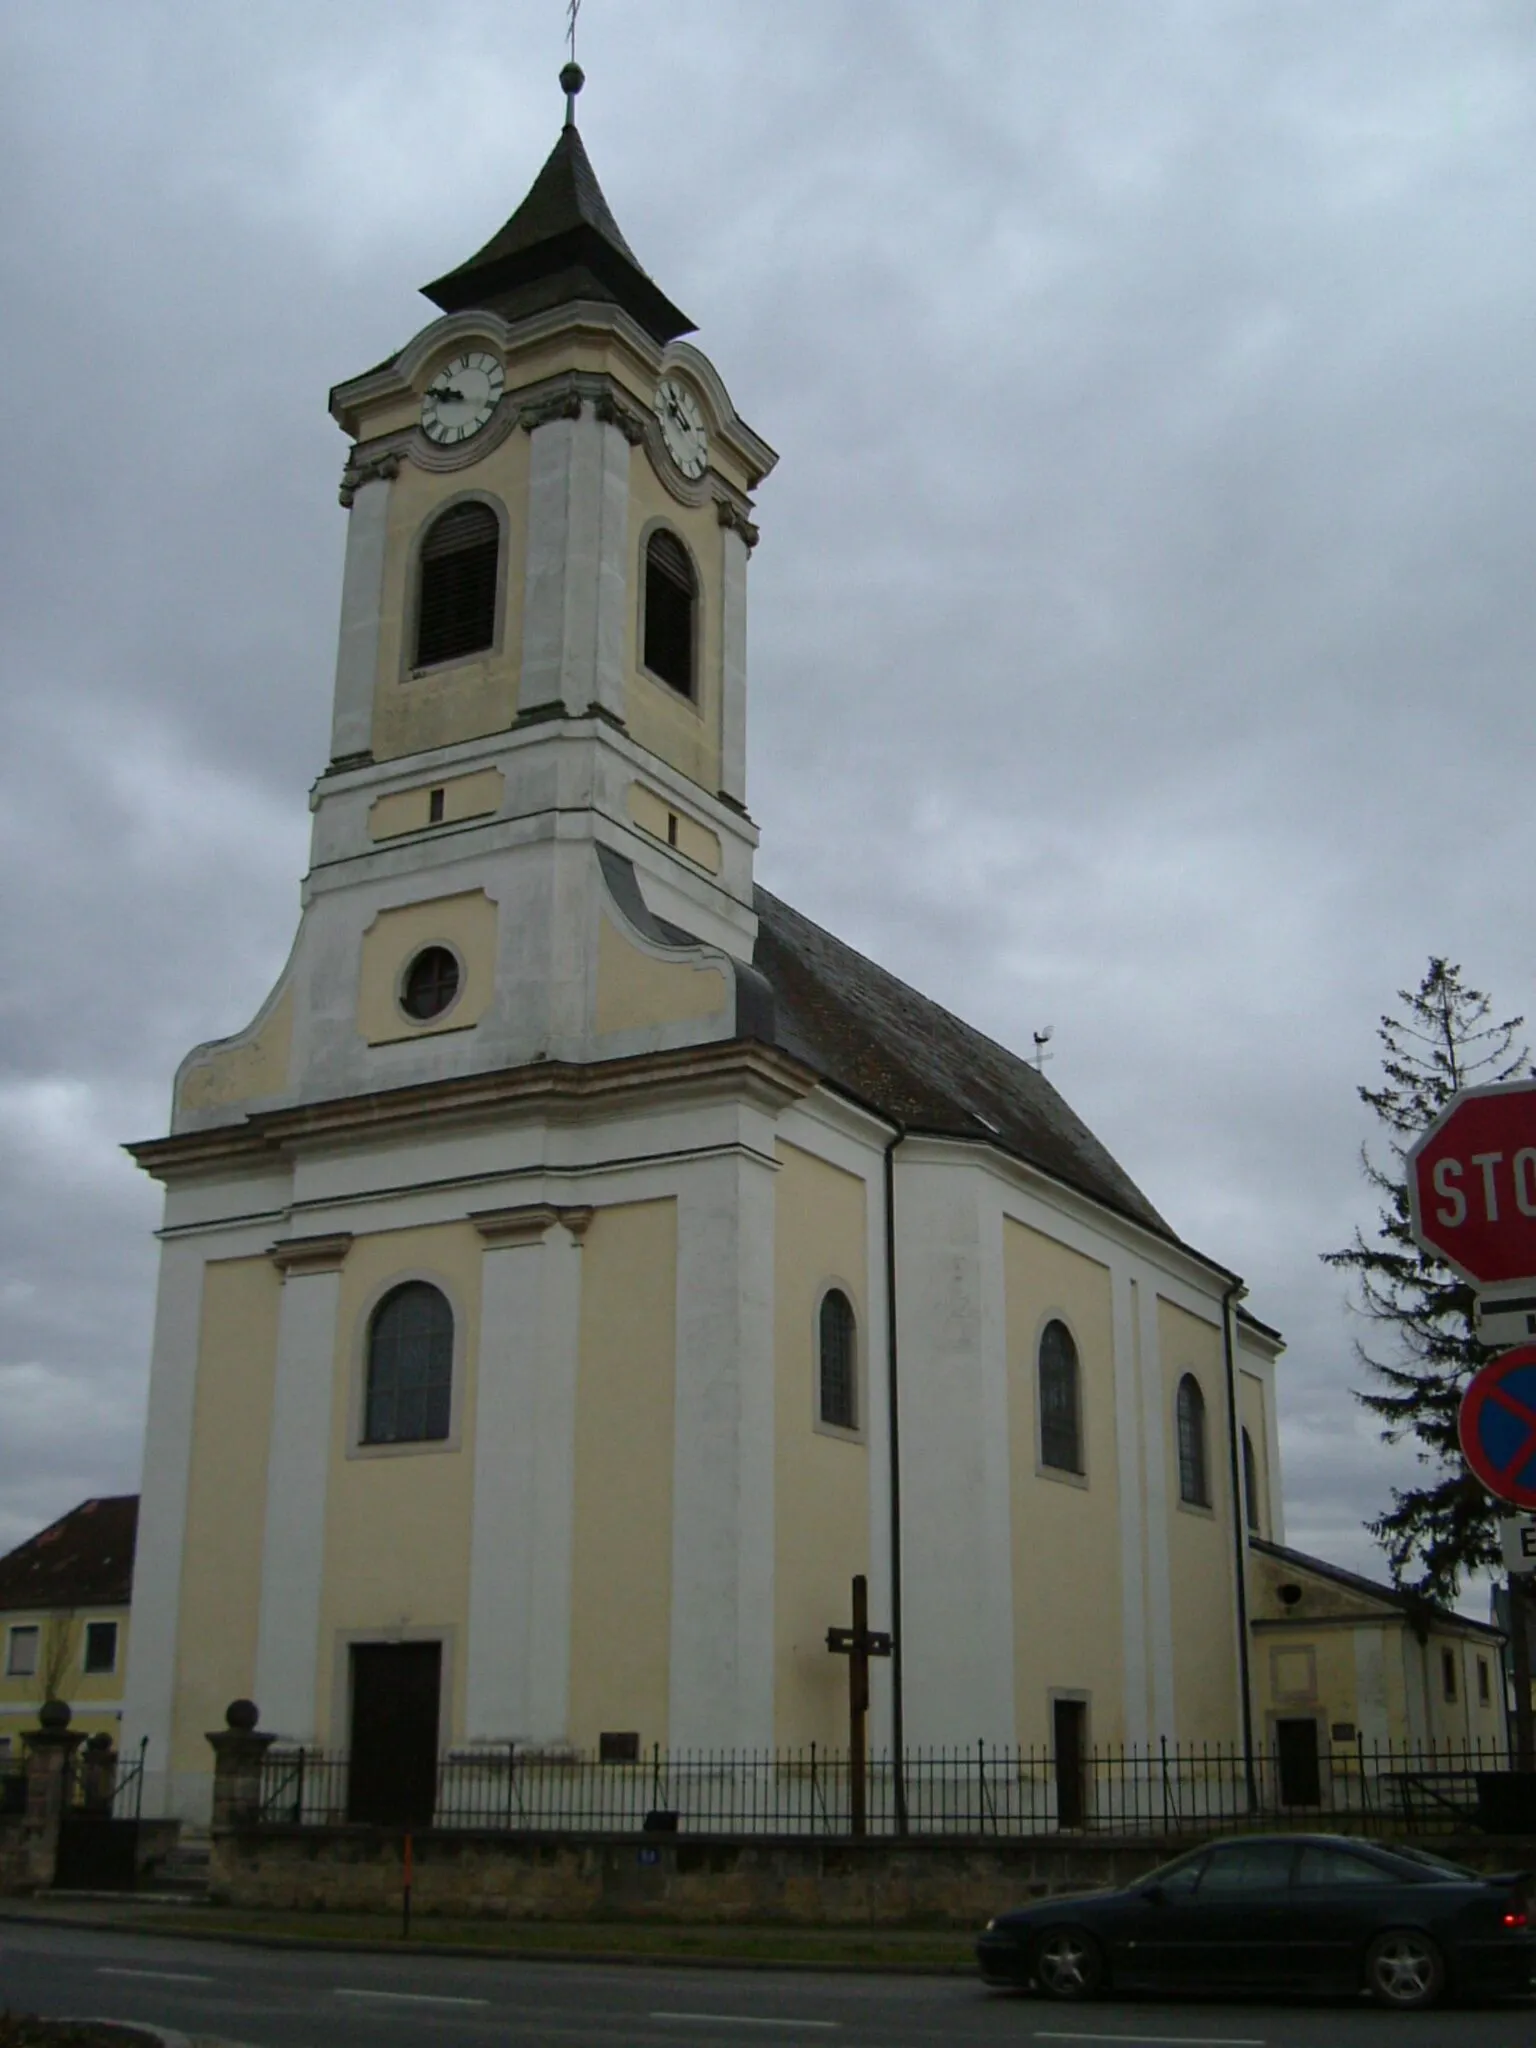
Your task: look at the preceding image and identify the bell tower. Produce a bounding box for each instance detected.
[168,69,778,1132]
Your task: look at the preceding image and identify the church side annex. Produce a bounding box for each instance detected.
[121,69,1284,1825]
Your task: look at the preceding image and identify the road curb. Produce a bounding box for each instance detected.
[0,1905,970,1976]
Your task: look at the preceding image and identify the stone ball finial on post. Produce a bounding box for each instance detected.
[207,1699,277,1835]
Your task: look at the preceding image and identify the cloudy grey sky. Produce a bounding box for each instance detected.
[2,2,1532,1609]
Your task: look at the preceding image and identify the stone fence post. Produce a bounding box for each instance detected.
[20,1700,85,1891]
[207,1699,276,1831]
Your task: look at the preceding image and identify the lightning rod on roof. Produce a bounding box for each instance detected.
[1032,1027,1055,1073]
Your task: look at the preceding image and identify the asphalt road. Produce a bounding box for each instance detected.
[1,1921,1531,2048]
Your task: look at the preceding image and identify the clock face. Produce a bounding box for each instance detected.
[654,377,708,478]
[421,351,505,445]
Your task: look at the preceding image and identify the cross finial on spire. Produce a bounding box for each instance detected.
[565,0,581,65]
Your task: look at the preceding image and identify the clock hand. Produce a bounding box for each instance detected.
[425,385,464,405]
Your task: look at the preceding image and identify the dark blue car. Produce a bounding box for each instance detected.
[976,1833,1534,2010]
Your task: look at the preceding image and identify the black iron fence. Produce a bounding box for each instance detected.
[256,1735,1520,1838]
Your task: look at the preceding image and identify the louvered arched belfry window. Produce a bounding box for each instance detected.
[643,528,696,696]
[1038,1319,1083,1473]
[1177,1374,1211,1506]
[819,1288,857,1430]
[415,501,499,668]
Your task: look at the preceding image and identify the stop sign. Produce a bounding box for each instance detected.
[1407,1080,1536,1287]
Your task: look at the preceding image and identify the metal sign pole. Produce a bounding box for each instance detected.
[1511,1577,1534,1770]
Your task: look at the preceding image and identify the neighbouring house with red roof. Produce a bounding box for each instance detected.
[0,1495,137,1758]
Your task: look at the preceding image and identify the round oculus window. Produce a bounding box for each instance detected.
[401,946,461,1021]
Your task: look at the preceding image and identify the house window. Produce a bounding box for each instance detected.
[5,1626,39,1678]
[1478,1656,1492,1706]
[415,501,499,668]
[1241,1427,1260,1533]
[83,1621,118,1676]
[1442,1648,1458,1703]
[642,529,696,696]
[818,1288,857,1430]
[364,1282,454,1445]
[1038,1320,1083,1474]
[1176,1375,1210,1507]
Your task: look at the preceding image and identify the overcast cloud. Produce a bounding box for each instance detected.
[2,2,1532,1613]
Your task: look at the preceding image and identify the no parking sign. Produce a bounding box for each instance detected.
[1459,1345,1536,1511]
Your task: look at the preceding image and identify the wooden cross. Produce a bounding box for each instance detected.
[825,1573,892,1836]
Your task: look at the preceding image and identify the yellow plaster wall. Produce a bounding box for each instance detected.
[1238,1370,1271,1539]
[316,1223,481,1748]
[624,459,723,795]
[370,432,530,762]
[626,782,722,873]
[169,1255,281,1775]
[369,768,505,841]
[772,1142,870,1747]
[177,988,292,1115]
[1159,1300,1239,1741]
[567,1201,677,1748]
[358,890,498,1046]
[594,914,729,1037]
[1003,1221,1124,1745]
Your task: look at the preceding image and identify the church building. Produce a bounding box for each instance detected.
[121,70,1285,1824]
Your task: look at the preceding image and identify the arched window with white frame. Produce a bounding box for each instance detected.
[1038,1319,1083,1474]
[364,1281,454,1445]
[1177,1373,1210,1507]
[818,1288,857,1431]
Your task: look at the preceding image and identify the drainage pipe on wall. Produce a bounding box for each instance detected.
[883,1122,909,1835]
[1220,1275,1257,1807]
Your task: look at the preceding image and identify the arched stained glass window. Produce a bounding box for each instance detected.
[1038,1320,1082,1473]
[365,1282,454,1445]
[1177,1374,1210,1507]
[819,1288,857,1430]
[415,501,499,668]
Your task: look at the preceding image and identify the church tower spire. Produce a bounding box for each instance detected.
[165,73,778,1134]
[421,67,694,345]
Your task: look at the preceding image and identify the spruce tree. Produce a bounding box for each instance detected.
[1324,958,1529,1603]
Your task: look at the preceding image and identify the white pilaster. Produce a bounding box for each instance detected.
[719,522,750,806]
[465,1208,584,1741]
[1111,1264,1149,1746]
[668,1146,777,1748]
[120,1236,206,1817]
[330,472,391,761]
[1136,1275,1177,1738]
[895,1164,1015,1747]
[252,1236,350,1741]
[519,410,631,720]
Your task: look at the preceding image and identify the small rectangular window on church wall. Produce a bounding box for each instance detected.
[599,1730,640,1762]
[429,787,445,823]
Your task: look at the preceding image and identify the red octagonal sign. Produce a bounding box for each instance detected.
[1407,1080,1536,1288]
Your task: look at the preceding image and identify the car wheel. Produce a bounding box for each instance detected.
[1032,1926,1104,2001]
[1364,1928,1445,2010]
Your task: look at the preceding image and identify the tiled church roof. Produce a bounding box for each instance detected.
[753,887,1177,1243]
[0,1496,137,1613]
